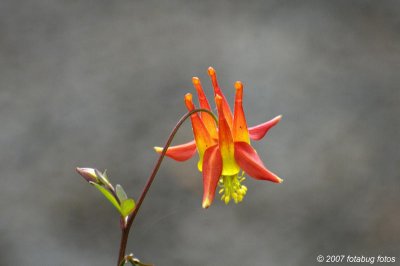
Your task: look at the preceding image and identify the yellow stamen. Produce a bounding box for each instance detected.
[218,172,248,205]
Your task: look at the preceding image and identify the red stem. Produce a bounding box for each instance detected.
[117,109,217,266]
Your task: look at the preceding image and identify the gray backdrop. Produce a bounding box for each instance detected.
[1,1,399,265]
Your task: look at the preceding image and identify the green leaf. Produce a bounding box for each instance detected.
[91,182,121,213]
[116,184,128,202]
[120,198,136,217]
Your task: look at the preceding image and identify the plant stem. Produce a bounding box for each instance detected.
[117,109,217,266]
[118,226,129,265]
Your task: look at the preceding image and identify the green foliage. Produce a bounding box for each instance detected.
[91,182,122,213]
[121,198,136,217]
[116,184,128,202]
[90,181,135,217]
[95,169,113,189]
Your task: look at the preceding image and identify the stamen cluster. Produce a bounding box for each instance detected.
[219,172,248,204]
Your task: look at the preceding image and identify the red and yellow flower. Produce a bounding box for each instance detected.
[155,67,282,208]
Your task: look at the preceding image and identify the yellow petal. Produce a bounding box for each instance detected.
[215,95,240,176]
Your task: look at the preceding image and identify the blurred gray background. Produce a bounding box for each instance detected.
[1,1,399,265]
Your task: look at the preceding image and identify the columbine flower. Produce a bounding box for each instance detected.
[155,67,282,208]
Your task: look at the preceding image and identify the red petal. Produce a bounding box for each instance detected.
[192,77,218,139]
[208,67,233,128]
[248,115,282,141]
[154,140,196,161]
[202,145,222,209]
[233,81,250,143]
[185,93,215,170]
[234,142,282,183]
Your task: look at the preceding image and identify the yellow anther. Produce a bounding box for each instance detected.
[238,194,243,202]
[224,195,230,204]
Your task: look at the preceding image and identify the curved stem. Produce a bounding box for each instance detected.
[117,108,217,266]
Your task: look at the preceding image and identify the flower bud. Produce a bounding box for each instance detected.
[76,167,99,183]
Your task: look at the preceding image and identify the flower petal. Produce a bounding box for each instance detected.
[248,115,282,141]
[154,140,197,161]
[233,81,250,144]
[234,141,282,183]
[216,95,240,176]
[192,77,218,139]
[202,145,222,208]
[185,93,216,171]
[208,67,233,128]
